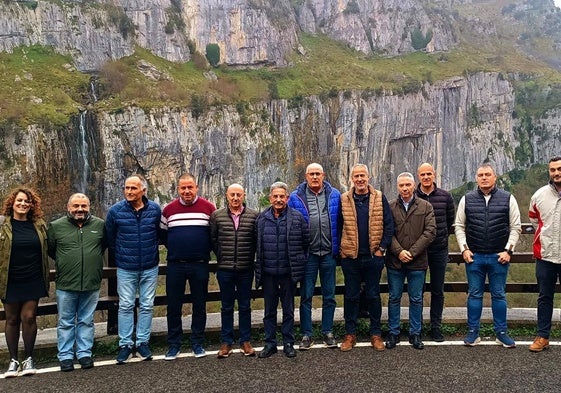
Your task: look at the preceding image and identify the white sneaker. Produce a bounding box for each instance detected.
[21,356,36,376]
[4,358,19,378]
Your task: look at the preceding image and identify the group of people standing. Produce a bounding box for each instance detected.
[1,157,560,376]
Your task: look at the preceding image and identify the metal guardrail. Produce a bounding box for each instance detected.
[0,224,544,333]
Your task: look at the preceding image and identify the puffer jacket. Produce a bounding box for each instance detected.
[0,216,49,299]
[105,196,161,271]
[48,214,106,291]
[529,182,561,264]
[387,196,436,270]
[255,206,309,288]
[210,205,258,271]
[415,183,455,251]
[288,181,341,256]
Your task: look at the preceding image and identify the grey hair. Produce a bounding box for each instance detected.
[351,163,369,175]
[126,174,148,191]
[397,172,415,182]
[269,181,288,195]
[67,193,90,205]
[306,163,324,173]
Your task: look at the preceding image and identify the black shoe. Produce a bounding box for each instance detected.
[385,334,400,349]
[430,327,445,342]
[283,343,296,358]
[409,334,425,350]
[78,356,94,369]
[258,344,278,358]
[59,359,74,372]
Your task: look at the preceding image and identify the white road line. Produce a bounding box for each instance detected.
[1,341,557,378]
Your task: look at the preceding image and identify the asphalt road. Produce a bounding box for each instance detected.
[2,341,559,393]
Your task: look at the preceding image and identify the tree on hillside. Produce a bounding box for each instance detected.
[205,44,220,67]
[410,27,433,51]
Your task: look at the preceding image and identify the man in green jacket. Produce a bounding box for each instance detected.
[47,193,106,372]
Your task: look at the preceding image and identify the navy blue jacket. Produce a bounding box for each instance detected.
[288,181,340,256]
[105,196,161,271]
[255,206,309,288]
[465,187,511,254]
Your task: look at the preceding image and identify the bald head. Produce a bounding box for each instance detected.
[417,162,435,194]
[226,183,245,212]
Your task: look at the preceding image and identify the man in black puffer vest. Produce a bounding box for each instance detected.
[455,164,521,348]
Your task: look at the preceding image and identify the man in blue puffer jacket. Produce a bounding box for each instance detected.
[288,163,341,350]
[105,174,162,364]
[256,181,309,359]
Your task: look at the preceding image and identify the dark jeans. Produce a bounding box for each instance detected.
[536,259,561,338]
[166,261,209,348]
[427,248,449,329]
[262,273,296,345]
[217,269,254,345]
[341,256,385,336]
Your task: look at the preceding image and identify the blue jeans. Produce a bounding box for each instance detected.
[117,266,158,347]
[387,268,426,336]
[341,256,385,335]
[465,253,509,333]
[262,273,296,345]
[166,261,209,348]
[217,269,254,344]
[427,248,449,329]
[535,259,561,338]
[56,289,99,361]
[299,254,337,336]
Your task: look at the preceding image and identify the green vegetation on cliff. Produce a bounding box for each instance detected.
[1,30,561,127]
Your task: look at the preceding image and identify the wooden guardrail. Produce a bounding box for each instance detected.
[0,224,545,333]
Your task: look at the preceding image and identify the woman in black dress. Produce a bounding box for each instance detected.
[0,188,49,377]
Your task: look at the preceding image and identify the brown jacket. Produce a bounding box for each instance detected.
[340,185,384,258]
[387,196,436,270]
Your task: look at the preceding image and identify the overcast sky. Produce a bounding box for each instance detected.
[556,0,561,8]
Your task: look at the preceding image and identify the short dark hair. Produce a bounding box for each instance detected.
[549,156,561,163]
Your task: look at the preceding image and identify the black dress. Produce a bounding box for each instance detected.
[3,220,47,303]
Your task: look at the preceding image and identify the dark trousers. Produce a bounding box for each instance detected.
[166,261,209,348]
[341,256,385,336]
[262,273,296,345]
[536,258,561,338]
[217,269,254,344]
[427,248,449,329]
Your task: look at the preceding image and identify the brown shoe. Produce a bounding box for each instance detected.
[529,336,550,352]
[240,341,256,357]
[371,335,385,351]
[340,334,356,352]
[217,343,233,358]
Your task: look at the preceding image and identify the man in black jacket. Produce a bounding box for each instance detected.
[415,163,455,342]
[210,183,258,358]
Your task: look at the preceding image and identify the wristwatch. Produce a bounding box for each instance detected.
[504,249,513,256]
[377,247,386,256]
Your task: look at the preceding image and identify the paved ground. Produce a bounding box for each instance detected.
[1,340,560,393]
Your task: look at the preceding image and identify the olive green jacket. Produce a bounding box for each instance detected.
[0,216,49,299]
[47,214,106,291]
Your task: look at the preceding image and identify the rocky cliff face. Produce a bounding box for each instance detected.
[0,0,458,71]
[2,72,559,217]
[295,0,458,55]
[0,0,299,71]
[0,0,190,72]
